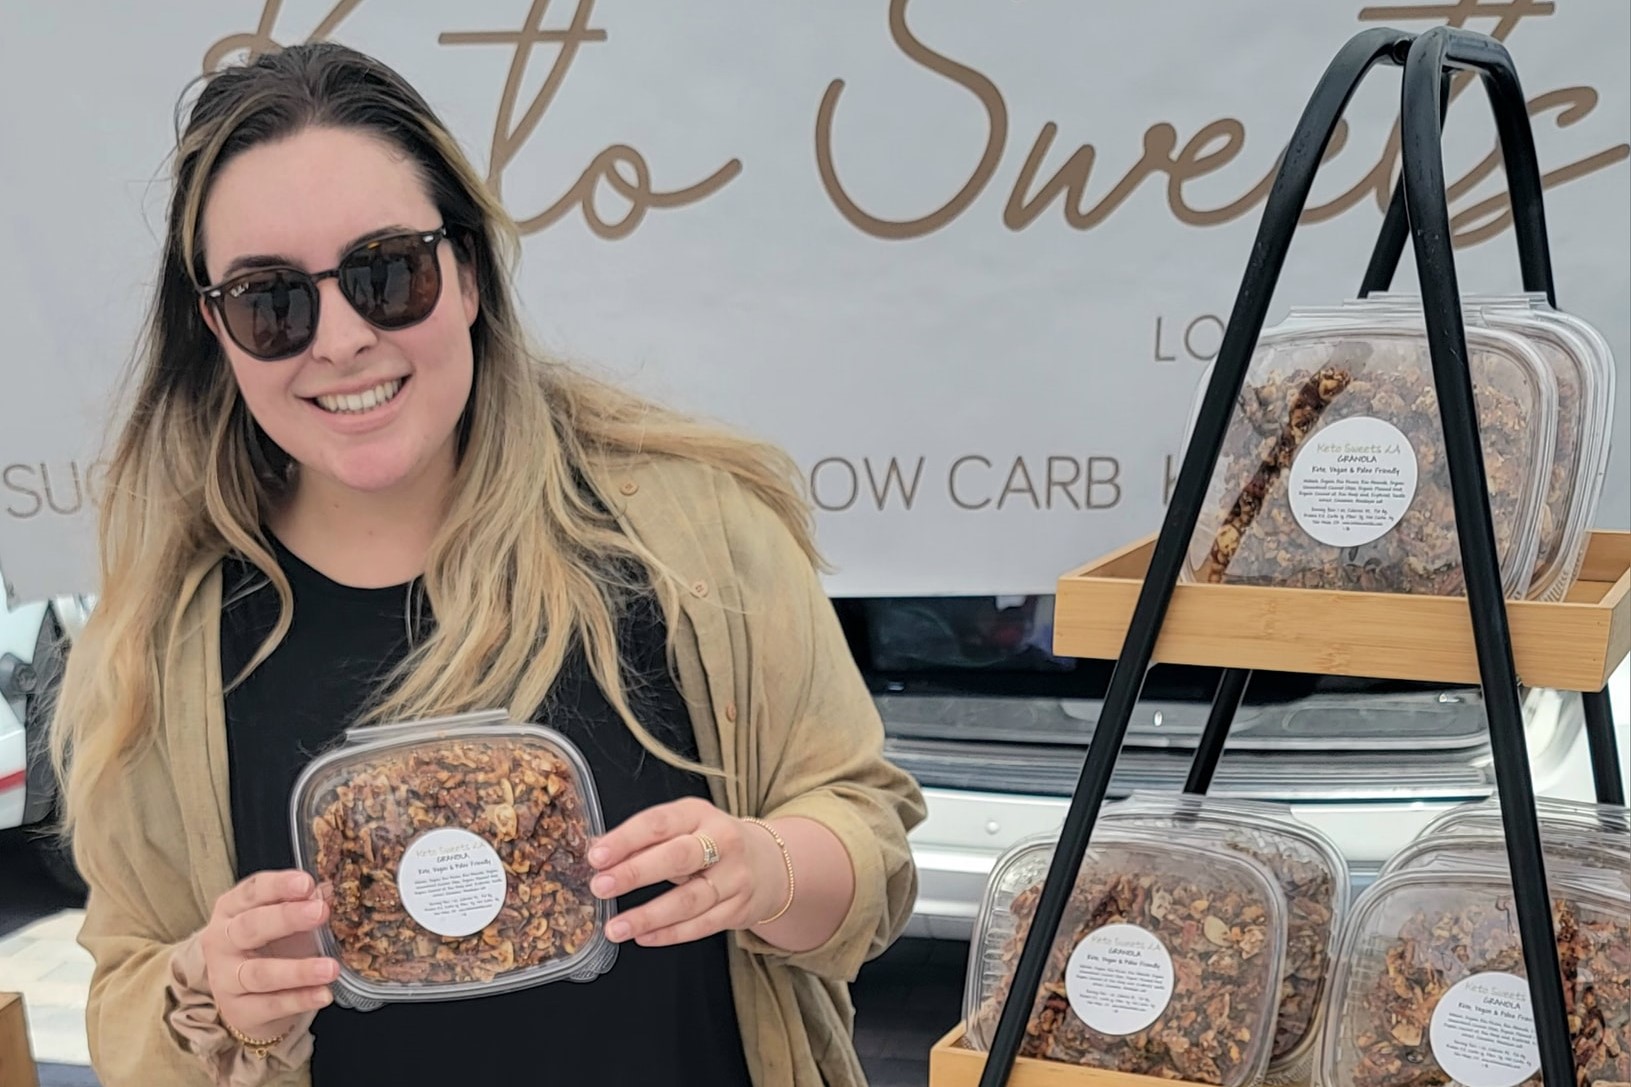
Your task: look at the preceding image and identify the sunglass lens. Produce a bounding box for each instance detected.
[339,236,442,329]
[219,270,318,360]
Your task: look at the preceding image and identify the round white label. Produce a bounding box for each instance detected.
[397,827,509,938]
[1289,415,1419,547]
[1429,972,1541,1087]
[1064,923,1175,1036]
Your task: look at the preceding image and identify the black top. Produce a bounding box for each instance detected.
[220,535,753,1087]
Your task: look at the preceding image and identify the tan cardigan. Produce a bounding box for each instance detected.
[71,454,928,1087]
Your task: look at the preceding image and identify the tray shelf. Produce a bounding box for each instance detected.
[1053,530,1630,692]
[929,1024,1218,1087]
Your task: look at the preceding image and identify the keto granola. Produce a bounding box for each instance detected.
[973,848,1283,1086]
[1220,838,1339,1063]
[1343,893,1631,1087]
[1190,335,1544,596]
[308,738,598,986]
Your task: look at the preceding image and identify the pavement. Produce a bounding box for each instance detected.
[1,829,963,1087]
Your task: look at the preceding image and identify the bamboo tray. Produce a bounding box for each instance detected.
[930,1024,1216,1087]
[1054,530,1630,692]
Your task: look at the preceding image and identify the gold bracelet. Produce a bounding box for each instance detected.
[222,1018,290,1060]
[742,817,796,925]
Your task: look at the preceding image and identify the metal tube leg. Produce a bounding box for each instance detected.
[974,27,1416,1087]
[1582,687,1627,806]
[1184,669,1251,795]
[1401,27,1571,1087]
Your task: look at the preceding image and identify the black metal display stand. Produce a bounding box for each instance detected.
[976,25,1625,1087]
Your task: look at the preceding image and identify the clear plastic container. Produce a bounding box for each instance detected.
[964,827,1287,1087]
[290,710,617,1011]
[1417,796,1631,841]
[1320,871,1631,1087]
[1098,793,1348,1082]
[1179,308,1557,598]
[1381,833,1629,899]
[1346,293,1615,602]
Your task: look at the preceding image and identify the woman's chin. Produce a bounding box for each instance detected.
[306,454,427,497]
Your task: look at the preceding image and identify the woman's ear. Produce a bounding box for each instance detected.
[458,257,480,328]
[198,296,222,340]
[453,237,480,327]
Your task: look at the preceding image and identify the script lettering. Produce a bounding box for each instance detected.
[813,0,1627,244]
[441,0,742,239]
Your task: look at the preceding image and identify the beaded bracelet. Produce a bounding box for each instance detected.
[222,1018,291,1060]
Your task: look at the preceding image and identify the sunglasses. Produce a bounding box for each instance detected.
[198,226,449,361]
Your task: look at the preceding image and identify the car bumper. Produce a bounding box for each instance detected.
[901,661,1630,942]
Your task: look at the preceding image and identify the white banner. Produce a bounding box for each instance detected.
[2,0,1627,603]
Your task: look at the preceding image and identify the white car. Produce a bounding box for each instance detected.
[1,589,90,893]
[835,595,1631,941]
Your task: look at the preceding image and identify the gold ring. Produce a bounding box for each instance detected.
[695,832,720,870]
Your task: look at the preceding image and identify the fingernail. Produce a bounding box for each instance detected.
[588,847,608,867]
[316,989,333,1007]
[304,901,325,922]
[323,960,341,981]
[606,921,629,942]
[591,875,614,898]
[289,873,313,896]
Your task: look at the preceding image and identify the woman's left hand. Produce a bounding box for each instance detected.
[586,797,788,947]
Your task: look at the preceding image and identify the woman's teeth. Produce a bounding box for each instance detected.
[315,379,404,414]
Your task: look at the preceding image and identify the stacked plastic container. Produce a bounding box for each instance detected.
[290,710,618,1011]
[1350,293,1618,602]
[1317,796,1631,1087]
[964,825,1290,1087]
[1387,796,1630,895]
[1097,794,1351,1086]
[1178,297,1616,601]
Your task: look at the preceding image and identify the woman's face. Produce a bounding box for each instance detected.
[199,125,479,501]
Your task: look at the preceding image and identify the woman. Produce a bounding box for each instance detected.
[50,42,924,1087]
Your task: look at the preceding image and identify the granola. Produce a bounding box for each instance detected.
[308,738,598,987]
[1343,893,1631,1087]
[1220,838,1338,1063]
[974,846,1283,1086]
[1190,335,1544,596]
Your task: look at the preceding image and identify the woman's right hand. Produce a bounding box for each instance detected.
[200,869,340,1043]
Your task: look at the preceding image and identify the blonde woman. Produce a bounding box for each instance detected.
[50,42,924,1087]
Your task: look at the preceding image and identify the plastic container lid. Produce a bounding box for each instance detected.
[1381,833,1629,899]
[1320,871,1631,1087]
[1517,303,1617,598]
[1099,793,1349,1081]
[1346,293,1614,602]
[1417,796,1631,841]
[965,827,1287,1087]
[290,710,616,1011]
[1179,308,1557,598]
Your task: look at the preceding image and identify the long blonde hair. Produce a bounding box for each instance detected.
[50,43,815,832]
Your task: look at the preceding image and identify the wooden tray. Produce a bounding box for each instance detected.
[1054,530,1630,692]
[930,1024,1212,1087]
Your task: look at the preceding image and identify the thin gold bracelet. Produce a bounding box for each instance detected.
[222,1018,290,1060]
[742,817,796,925]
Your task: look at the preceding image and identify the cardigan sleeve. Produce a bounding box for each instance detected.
[72,747,312,1087]
[722,481,928,983]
